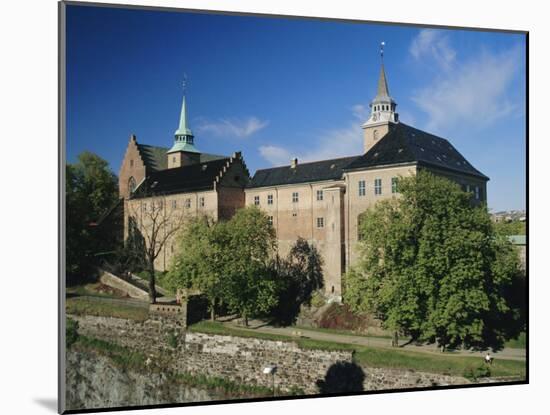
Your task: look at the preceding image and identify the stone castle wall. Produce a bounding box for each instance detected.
[69,314,470,394]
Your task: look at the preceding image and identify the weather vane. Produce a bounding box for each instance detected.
[380,41,385,59]
[182,73,188,93]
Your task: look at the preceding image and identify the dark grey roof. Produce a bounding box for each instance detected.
[344,123,489,180]
[248,156,359,188]
[138,143,226,172]
[133,158,230,198]
[199,153,227,163]
[137,144,168,171]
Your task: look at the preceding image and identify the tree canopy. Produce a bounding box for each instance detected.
[66,152,119,279]
[168,206,279,325]
[344,171,524,351]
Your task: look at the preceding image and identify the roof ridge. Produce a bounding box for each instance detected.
[254,155,360,172]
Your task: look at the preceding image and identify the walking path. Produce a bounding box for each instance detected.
[220,318,526,361]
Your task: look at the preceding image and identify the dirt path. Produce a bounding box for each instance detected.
[220,319,526,362]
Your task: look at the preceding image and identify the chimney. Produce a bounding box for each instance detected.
[291,157,298,169]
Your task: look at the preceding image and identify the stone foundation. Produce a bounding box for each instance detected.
[68,314,471,395]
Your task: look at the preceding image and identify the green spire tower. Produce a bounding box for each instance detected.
[168,91,200,154]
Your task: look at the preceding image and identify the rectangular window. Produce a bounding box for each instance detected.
[267,194,273,205]
[358,180,366,196]
[374,178,382,195]
[391,177,398,194]
[254,195,260,206]
[292,192,299,203]
[171,199,177,209]
[316,190,324,201]
[185,198,191,209]
[292,212,297,217]
[268,216,273,225]
[316,217,324,228]
[200,197,205,207]
[466,184,471,193]
[130,159,134,167]
[475,186,480,200]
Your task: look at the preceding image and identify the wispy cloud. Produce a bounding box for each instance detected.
[258,105,366,166]
[409,30,520,132]
[197,117,269,138]
[409,29,456,71]
[258,145,293,166]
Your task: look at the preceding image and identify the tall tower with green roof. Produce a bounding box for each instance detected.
[167,82,201,169]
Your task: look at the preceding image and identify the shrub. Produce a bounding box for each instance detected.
[166,330,179,349]
[463,364,491,381]
[310,291,326,308]
[66,318,79,349]
[318,303,368,332]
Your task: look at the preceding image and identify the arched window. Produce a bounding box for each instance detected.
[128,176,136,194]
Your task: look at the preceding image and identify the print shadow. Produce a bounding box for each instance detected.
[316,361,365,394]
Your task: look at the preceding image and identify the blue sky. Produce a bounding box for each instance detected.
[66,5,526,211]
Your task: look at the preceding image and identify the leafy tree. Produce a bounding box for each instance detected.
[493,220,526,236]
[344,171,524,351]
[222,206,279,326]
[66,152,119,280]
[272,238,324,325]
[167,217,229,320]
[167,206,279,326]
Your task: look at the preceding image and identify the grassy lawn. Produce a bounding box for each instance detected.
[74,335,148,371]
[352,347,525,379]
[135,271,174,294]
[66,297,149,321]
[188,321,526,379]
[504,332,526,349]
[188,320,294,342]
[293,325,391,340]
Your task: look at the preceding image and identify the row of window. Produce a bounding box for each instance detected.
[253,190,325,206]
[266,215,325,229]
[358,177,399,196]
[141,197,205,212]
[253,178,400,205]
[374,104,391,112]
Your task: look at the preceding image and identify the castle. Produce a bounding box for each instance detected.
[119,60,488,301]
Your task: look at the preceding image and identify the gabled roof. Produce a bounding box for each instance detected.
[344,123,489,180]
[137,142,226,172]
[199,153,227,163]
[248,156,359,188]
[137,144,168,171]
[132,157,231,198]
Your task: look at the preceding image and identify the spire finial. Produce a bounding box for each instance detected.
[182,73,188,94]
[380,41,385,60]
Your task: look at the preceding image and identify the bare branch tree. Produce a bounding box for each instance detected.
[127,194,187,303]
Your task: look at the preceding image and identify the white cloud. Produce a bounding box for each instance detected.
[409,30,520,132]
[409,29,456,71]
[258,145,293,166]
[197,117,269,138]
[258,105,366,166]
